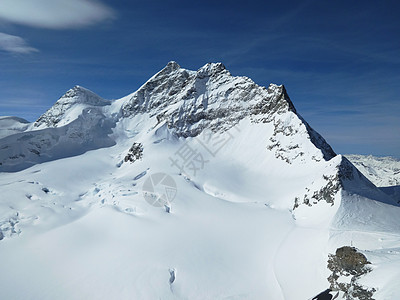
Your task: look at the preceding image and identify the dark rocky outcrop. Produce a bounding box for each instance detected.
[327,246,375,300]
[124,142,143,163]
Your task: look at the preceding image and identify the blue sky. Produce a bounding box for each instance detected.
[0,0,399,157]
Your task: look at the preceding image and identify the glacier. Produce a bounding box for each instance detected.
[0,62,399,300]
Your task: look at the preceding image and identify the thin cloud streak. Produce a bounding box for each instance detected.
[0,32,38,54]
[0,0,115,29]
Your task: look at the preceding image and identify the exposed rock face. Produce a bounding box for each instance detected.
[124,142,143,163]
[328,246,375,300]
[293,154,397,210]
[330,246,371,275]
[121,62,335,163]
[293,172,340,210]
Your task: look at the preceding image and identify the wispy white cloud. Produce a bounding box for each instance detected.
[0,0,115,29]
[0,32,38,54]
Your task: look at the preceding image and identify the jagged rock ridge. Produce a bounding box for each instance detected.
[121,61,335,162]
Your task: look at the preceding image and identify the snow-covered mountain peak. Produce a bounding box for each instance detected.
[2,62,400,300]
[33,85,109,129]
[1,62,337,171]
[60,85,105,103]
[164,60,181,71]
[266,84,296,113]
[196,62,228,78]
[120,62,334,165]
[151,61,182,79]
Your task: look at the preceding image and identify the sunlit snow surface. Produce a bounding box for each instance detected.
[346,154,400,205]
[1,63,400,299]
[345,155,400,187]
[0,116,29,139]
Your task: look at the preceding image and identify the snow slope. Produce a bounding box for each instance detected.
[0,116,30,139]
[0,86,115,172]
[345,154,400,187]
[346,154,400,204]
[1,62,399,300]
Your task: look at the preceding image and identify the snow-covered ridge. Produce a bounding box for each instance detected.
[345,154,400,187]
[346,154,400,204]
[0,116,30,139]
[0,116,29,124]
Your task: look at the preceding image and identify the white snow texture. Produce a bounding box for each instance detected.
[0,62,399,300]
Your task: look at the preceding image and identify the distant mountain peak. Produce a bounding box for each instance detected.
[33,85,109,129]
[165,60,180,71]
[59,85,106,104]
[0,116,30,124]
[0,116,30,140]
[346,154,400,187]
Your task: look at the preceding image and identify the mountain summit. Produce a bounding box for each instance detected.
[0,62,399,300]
[121,61,335,162]
[1,62,339,170]
[33,85,110,129]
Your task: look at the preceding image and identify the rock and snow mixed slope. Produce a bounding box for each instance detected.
[1,62,400,300]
